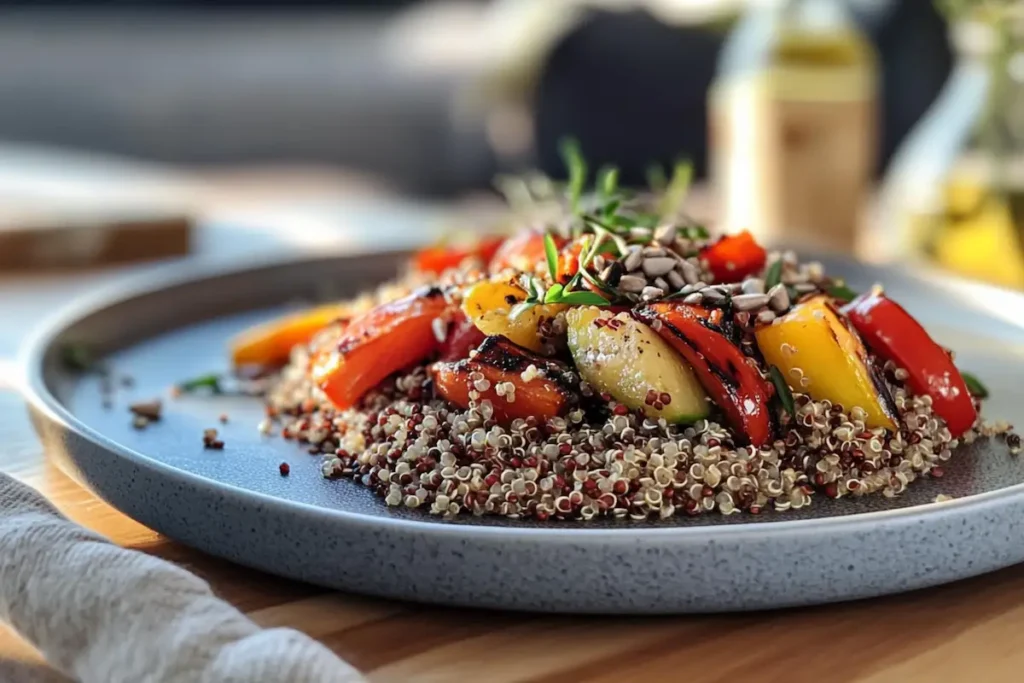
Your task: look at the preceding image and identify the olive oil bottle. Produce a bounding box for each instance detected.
[710,0,878,253]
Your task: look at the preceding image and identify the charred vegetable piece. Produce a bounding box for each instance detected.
[490,231,566,273]
[843,290,977,437]
[566,307,708,423]
[413,236,504,275]
[437,310,487,363]
[633,303,774,447]
[431,336,578,423]
[313,288,449,409]
[756,295,898,431]
[460,278,566,354]
[701,231,767,283]
[230,303,349,368]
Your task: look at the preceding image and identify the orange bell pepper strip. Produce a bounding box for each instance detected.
[413,236,504,275]
[431,336,578,424]
[843,291,976,437]
[700,231,767,283]
[313,288,449,410]
[489,231,566,273]
[230,302,349,368]
[633,303,774,447]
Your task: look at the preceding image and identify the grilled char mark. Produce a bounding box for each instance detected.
[456,336,580,397]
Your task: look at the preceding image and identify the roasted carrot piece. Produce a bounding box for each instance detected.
[413,236,505,275]
[313,288,449,410]
[230,302,349,368]
[431,336,578,423]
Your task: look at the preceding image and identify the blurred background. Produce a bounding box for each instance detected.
[1,0,1022,291]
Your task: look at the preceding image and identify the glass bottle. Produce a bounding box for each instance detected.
[710,0,878,254]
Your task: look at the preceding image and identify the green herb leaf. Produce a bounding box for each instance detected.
[544,283,564,304]
[646,163,667,192]
[177,373,223,394]
[509,301,537,318]
[681,224,710,240]
[658,159,693,218]
[543,232,560,281]
[61,344,95,372]
[557,291,610,306]
[960,371,990,399]
[826,282,859,303]
[764,258,784,291]
[768,365,796,418]
[559,137,587,214]
[597,166,619,198]
[600,198,621,219]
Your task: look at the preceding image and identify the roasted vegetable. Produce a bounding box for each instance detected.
[555,240,618,289]
[566,307,708,423]
[413,236,504,275]
[437,310,487,363]
[490,231,565,273]
[230,303,349,368]
[460,278,566,354]
[314,288,449,409]
[843,290,976,437]
[634,303,774,446]
[431,336,578,423]
[756,295,898,431]
[701,230,767,283]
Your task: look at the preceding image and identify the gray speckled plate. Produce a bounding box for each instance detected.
[18,250,1024,614]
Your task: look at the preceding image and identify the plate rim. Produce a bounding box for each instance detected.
[17,250,1024,543]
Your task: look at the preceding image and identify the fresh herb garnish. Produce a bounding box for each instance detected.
[768,365,796,418]
[960,371,990,399]
[657,160,693,219]
[826,282,859,303]
[558,290,610,306]
[559,138,587,215]
[543,283,564,304]
[176,373,224,394]
[543,233,560,281]
[764,258,784,292]
[61,344,96,372]
[646,163,667,192]
[597,166,619,198]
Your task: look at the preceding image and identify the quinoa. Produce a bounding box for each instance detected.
[260,358,1015,520]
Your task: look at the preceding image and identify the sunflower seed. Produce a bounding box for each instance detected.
[654,224,677,246]
[756,309,777,324]
[618,274,647,293]
[731,293,770,311]
[642,257,677,277]
[592,255,607,272]
[642,246,667,257]
[742,278,765,294]
[654,277,670,291]
[683,292,704,304]
[768,283,791,312]
[794,282,818,293]
[666,270,685,290]
[641,286,665,301]
[630,227,652,242]
[678,260,701,285]
[701,288,726,304]
[623,247,643,272]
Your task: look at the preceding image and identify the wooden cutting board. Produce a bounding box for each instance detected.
[0,145,194,270]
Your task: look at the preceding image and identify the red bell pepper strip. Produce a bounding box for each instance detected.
[313,288,450,409]
[437,310,487,363]
[842,291,977,437]
[489,231,565,273]
[700,231,767,283]
[633,302,774,447]
[413,236,504,275]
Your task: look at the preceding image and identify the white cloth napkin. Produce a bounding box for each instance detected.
[0,472,366,683]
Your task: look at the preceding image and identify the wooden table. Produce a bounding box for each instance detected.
[2,172,1023,683]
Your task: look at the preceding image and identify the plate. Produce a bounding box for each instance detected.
[19,250,1024,613]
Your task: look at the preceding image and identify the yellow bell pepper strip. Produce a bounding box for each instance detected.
[755,295,898,431]
[460,278,566,355]
[229,302,349,368]
[842,291,977,437]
